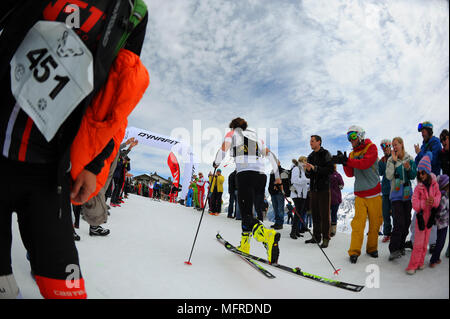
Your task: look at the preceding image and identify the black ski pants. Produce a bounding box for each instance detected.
[389,200,412,253]
[236,171,265,232]
[254,173,267,221]
[0,156,85,298]
[292,197,307,234]
[210,190,223,214]
[310,190,331,241]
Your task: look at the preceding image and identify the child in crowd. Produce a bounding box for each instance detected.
[406,152,441,275]
[429,174,449,267]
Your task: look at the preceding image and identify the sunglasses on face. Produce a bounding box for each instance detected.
[381,143,391,149]
[418,171,427,176]
[347,131,358,142]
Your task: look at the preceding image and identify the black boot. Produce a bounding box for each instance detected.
[350,255,358,264]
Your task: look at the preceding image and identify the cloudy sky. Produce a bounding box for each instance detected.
[127,0,449,193]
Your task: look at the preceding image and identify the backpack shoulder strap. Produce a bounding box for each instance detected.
[115,0,147,55]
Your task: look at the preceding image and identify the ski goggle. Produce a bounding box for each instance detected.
[381,143,391,149]
[417,122,432,132]
[347,131,358,142]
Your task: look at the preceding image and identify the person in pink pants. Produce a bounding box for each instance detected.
[406,152,441,274]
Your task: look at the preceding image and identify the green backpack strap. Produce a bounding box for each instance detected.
[115,0,147,55]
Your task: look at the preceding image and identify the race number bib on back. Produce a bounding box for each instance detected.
[10,21,93,142]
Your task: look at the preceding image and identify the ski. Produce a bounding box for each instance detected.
[242,256,276,279]
[216,233,364,292]
[217,233,275,278]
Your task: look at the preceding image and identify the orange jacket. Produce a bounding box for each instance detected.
[70,49,150,204]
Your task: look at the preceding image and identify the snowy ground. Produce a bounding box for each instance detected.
[11,193,449,299]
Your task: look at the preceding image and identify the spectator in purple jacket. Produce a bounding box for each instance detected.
[329,164,344,236]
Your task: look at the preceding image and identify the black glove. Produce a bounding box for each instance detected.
[416,211,425,231]
[427,207,438,229]
[213,162,219,169]
[332,151,348,165]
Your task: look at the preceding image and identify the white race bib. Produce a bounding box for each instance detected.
[10,21,93,142]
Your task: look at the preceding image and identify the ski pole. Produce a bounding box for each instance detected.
[185,167,218,265]
[284,194,341,275]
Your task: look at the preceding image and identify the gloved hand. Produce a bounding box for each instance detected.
[427,207,438,229]
[417,211,425,231]
[332,151,348,165]
[213,162,219,169]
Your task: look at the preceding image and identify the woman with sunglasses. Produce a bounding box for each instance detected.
[406,152,441,275]
[386,137,417,261]
[342,125,383,264]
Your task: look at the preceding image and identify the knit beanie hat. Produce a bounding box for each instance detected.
[437,174,449,190]
[417,151,432,174]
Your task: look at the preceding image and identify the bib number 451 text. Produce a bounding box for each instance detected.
[26,48,70,100]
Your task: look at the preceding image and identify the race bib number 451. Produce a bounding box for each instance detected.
[10,21,93,142]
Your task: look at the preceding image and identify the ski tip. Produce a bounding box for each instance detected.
[184,261,192,266]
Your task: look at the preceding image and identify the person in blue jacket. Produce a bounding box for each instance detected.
[407,121,442,253]
[186,187,193,207]
[414,121,442,176]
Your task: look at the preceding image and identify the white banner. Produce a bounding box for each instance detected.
[124,126,195,200]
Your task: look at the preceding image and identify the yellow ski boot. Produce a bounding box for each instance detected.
[237,232,252,254]
[252,223,280,264]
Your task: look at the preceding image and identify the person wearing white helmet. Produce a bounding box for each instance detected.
[337,125,383,264]
[378,139,393,243]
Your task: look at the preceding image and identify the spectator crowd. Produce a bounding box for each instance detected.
[199,122,449,274]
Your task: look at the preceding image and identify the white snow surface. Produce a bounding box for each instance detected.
[11,194,449,299]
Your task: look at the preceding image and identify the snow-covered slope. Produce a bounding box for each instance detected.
[10,194,449,299]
